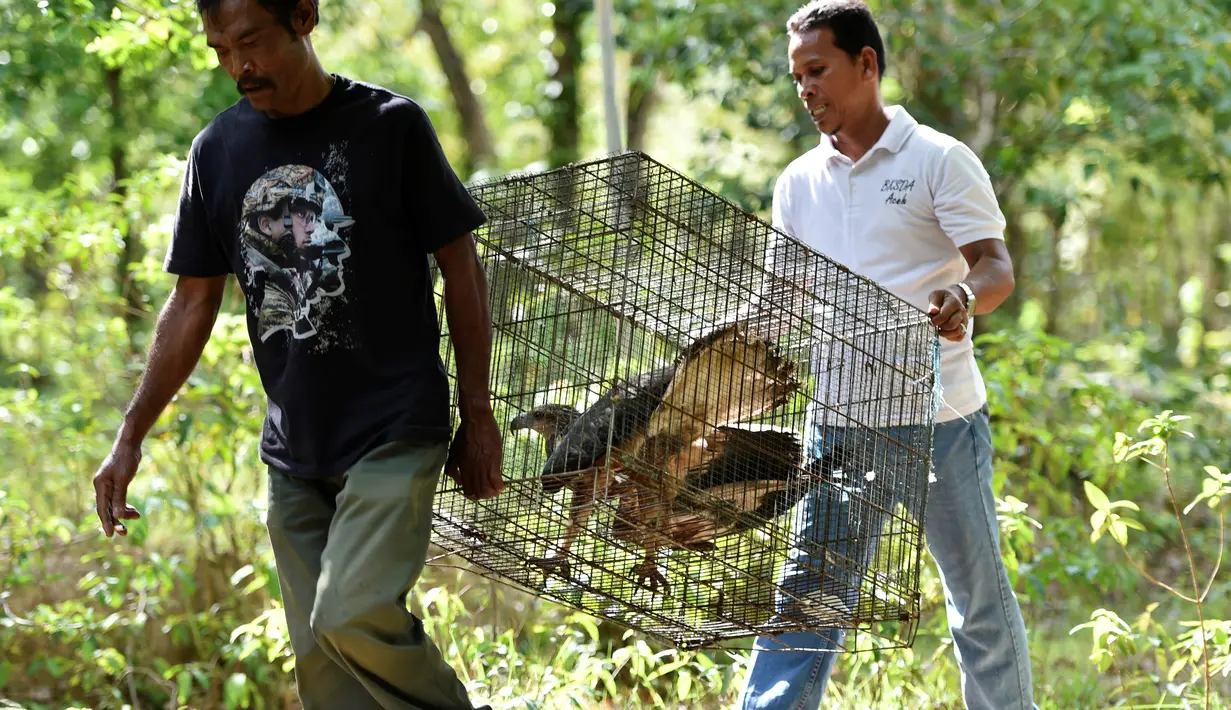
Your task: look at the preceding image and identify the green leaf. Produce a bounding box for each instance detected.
[230,563,255,587]
[1097,652,1112,673]
[1084,481,1111,511]
[224,673,249,709]
[1168,657,1188,682]
[1112,432,1132,461]
[677,671,693,698]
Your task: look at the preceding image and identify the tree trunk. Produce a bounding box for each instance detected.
[998,192,1028,325]
[546,0,585,167]
[417,0,497,175]
[21,248,48,301]
[1199,186,1226,364]
[1043,202,1065,336]
[16,246,50,389]
[1213,187,1231,336]
[1159,198,1182,366]
[109,66,144,354]
[625,51,657,152]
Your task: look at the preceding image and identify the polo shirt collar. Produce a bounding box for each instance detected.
[814,104,918,165]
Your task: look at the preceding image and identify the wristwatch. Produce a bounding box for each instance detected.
[955,281,977,316]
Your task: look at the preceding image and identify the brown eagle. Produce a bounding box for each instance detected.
[510,321,809,593]
[509,403,584,467]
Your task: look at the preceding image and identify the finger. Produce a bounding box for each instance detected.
[470,466,496,500]
[116,505,142,520]
[931,299,963,329]
[937,309,965,332]
[930,293,957,318]
[449,430,467,473]
[109,483,133,535]
[926,289,949,316]
[940,319,969,342]
[492,461,505,496]
[95,478,113,537]
[461,467,480,501]
[928,301,950,326]
[443,446,461,483]
[483,452,502,495]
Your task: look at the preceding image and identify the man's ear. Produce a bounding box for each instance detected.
[291,0,317,35]
[861,47,878,82]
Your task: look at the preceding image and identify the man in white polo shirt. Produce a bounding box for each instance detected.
[737,2,1037,709]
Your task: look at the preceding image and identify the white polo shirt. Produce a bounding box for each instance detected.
[772,105,1006,425]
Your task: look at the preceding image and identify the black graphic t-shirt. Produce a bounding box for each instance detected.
[165,75,486,478]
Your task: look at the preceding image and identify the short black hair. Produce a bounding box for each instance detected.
[197,0,319,33]
[787,0,887,81]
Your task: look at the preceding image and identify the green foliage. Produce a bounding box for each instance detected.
[1072,411,1230,708]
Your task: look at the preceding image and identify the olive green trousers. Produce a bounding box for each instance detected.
[265,439,487,710]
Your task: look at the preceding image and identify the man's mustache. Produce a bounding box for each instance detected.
[237,77,275,94]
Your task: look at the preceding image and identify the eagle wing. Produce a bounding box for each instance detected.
[676,424,807,538]
[637,426,859,550]
[617,322,801,496]
[539,364,675,493]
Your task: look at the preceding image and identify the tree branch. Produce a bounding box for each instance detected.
[625,51,659,152]
[1114,541,1197,604]
[969,86,999,157]
[1200,513,1224,603]
[415,0,497,174]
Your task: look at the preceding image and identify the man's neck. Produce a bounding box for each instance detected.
[265,63,336,119]
[828,102,892,163]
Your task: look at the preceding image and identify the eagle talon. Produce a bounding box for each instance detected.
[632,558,669,595]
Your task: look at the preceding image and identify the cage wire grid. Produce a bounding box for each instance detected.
[428,151,939,653]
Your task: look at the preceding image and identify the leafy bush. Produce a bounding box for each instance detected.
[5,298,1228,708]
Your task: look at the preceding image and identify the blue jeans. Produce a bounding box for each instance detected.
[739,404,1036,709]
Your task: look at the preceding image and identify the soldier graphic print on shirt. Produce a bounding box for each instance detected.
[238,164,354,343]
[161,76,491,477]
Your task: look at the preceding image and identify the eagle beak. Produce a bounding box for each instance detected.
[509,412,530,431]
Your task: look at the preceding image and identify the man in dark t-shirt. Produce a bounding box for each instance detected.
[90,0,502,707]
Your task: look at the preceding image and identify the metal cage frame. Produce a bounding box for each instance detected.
[428,151,939,653]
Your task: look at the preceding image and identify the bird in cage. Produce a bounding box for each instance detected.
[613,321,802,497]
[508,403,584,465]
[509,365,674,582]
[510,321,808,592]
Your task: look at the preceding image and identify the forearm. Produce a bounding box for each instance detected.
[955,239,1015,316]
[442,245,494,419]
[961,258,1014,315]
[116,280,223,448]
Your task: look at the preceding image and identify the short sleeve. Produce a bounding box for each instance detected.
[164,139,231,277]
[754,171,813,336]
[932,142,1006,248]
[770,172,794,236]
[402,103,488,254]
[764,172,795,274]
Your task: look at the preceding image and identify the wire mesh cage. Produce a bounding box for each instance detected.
[429,151,940,653]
